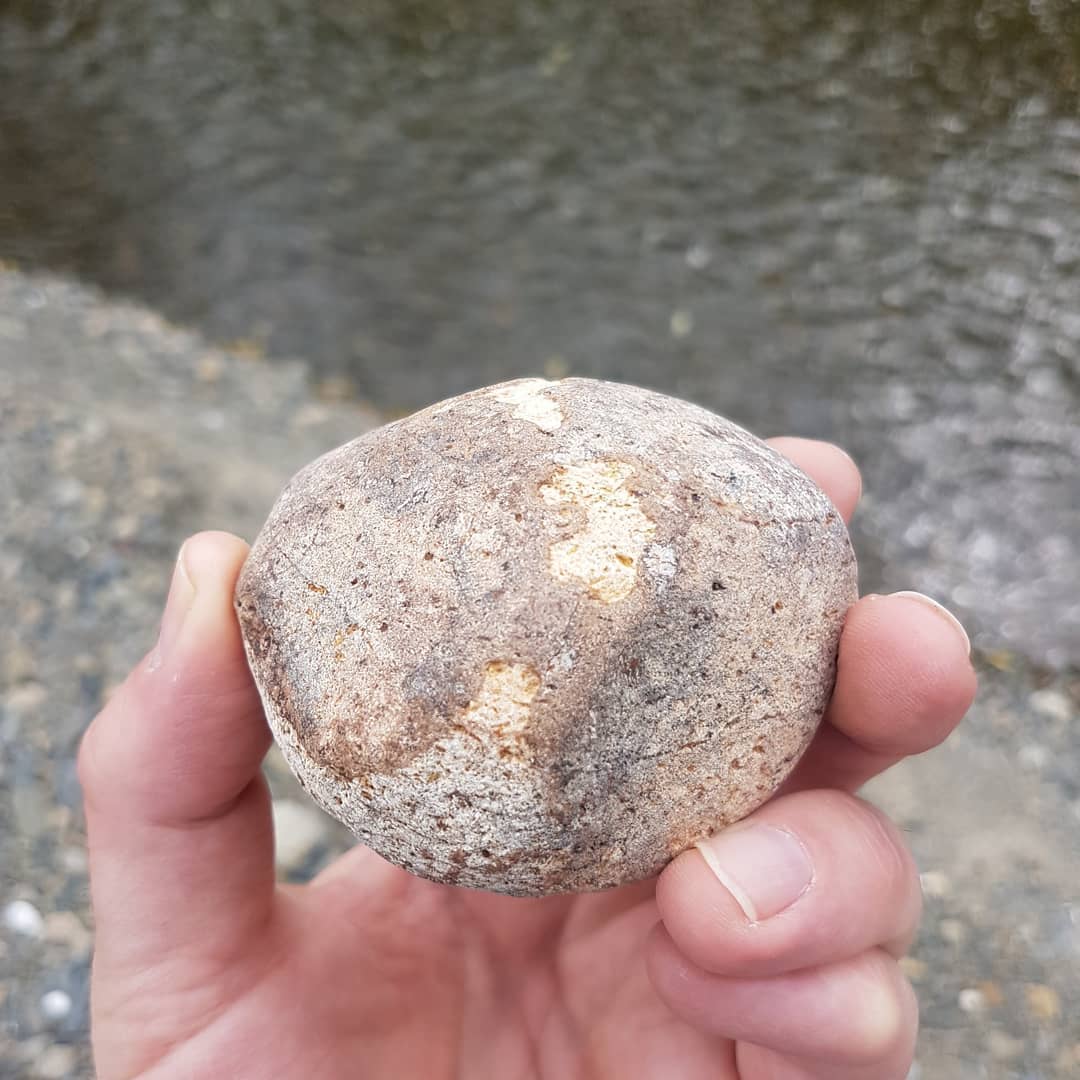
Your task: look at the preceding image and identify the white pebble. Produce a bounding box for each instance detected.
[59,848,88,874]
[958,987,986,1013]
[1030,689,1072,724]
[40,990,72,1022]
[920,870,951,899]
[3,899,45,938]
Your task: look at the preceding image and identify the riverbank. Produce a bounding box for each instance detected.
[1,269,1077,1078]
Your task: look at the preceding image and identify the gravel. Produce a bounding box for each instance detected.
[2,267,1078,1078]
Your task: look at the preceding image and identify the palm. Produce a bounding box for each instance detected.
[125,847,732,1080]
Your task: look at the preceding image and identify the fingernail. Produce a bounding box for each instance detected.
[891,591,971,656]
[696,824,813,923]
[154,542,197,661]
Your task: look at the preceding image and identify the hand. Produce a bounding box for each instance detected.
[80,438,976,1080]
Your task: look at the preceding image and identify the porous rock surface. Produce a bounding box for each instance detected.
[236,377,858,895]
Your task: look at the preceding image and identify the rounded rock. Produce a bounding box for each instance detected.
[3,899,45,938]
[236,377,858,896]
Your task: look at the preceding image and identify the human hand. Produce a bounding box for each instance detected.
[80,438,976,1079]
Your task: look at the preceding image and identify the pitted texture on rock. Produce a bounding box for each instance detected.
[237,377,858,895]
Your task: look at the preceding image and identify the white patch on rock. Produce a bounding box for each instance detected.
[491,379,563,432]
[644,543,677,586]
[465,527,501,556]
[550,648,576,673]
[539,459,656,602]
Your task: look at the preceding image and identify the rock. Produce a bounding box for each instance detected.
[42,913,91,954]
[31,1044,77,1080]
[900,956,928,981]
[3,899,44,939]
[1030,688,1072,724]
[237,377,857,895]
[939,918,967,946]
[919,870,951,899]
[3,683,48,717]
[987,1029,1025,1061]
[1024,983,1061,1022]
[40,989,73,1024]
[271,799,331,873]
[1018,743,1050,771]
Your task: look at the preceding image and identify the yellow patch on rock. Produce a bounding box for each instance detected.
[540,459,656,602]
[462,660,542,737]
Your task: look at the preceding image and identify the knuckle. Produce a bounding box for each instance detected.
[841,953,915,1066]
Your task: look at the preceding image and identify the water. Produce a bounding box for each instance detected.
[1,0,1078,665]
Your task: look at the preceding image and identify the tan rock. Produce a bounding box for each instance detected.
[237,378,857,895]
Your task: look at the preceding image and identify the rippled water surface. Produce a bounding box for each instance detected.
[2,0,1078,664]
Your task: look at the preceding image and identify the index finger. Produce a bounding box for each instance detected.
[765,437,976,792]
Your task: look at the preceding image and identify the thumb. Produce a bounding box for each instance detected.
[80,531,275,975]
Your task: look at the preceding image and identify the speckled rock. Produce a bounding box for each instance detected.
[236,377,858,895]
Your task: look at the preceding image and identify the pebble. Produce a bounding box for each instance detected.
[271,799,330,873]
[958,987,986,1013]
[58,848,88,875]
[1024,982,1061,1022]
[920,870,951,899]
[32,1044,77,1079]
[3,899,45,938]
[1018,743,1050,771]
[4,682,49,717]
[958,983,1005,1012]
[987,1029,1025,1061]
[939,918,967,945]
[40,989,73,1023]
[17,1036,47,1064]
[1030,688,1072,724]
[900,956,928,981]
[43,912,92,954]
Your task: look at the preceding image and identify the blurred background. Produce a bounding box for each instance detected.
[1,2,1077,1077]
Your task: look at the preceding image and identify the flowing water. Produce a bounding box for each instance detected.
[2,0,1078,664]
